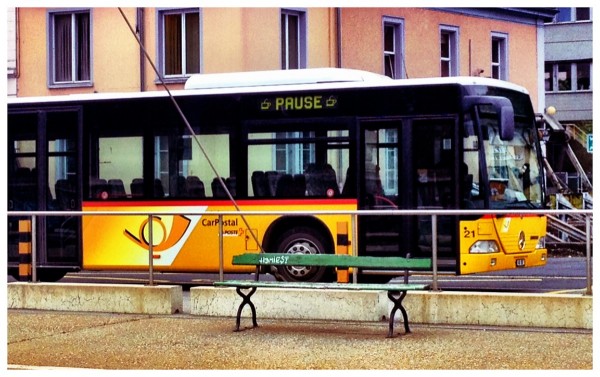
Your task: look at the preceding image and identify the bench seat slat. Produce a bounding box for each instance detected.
[232,253,432,269]
[214,280,430,291]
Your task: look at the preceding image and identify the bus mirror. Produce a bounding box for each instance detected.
[464,95,515,141]
[498,103,515,141]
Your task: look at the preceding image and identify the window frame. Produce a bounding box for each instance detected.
[47,8,93,88]
[491,32,508,81]
[545,61,593,92]
[157,8,202,83]
[440,25,459,77]
[281,9,307,70]
[383,17,405,79]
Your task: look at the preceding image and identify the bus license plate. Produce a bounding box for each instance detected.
[515,258,526,268]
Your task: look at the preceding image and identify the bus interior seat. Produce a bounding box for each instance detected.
[90,178,108,199]
[305,163,339,197]
[186,176,205,198]
[211,178,227,198]
[342,167,356,196]
[251,171,268,197]
[212,177,236,198]
[275,174,295,197]
[226,177,236,197]
[130,178,144,198]
[154,179,165,198]
[293,174,306,196]
[173,175,188,197]
[265,171,281,196]
[108,179,126,199]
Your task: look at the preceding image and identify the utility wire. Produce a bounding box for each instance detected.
[118,8,264,254]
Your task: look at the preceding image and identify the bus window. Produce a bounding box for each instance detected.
[186,134,230,198]
[97,136,143,199]
[152,133,230,199]
[247,128,349,198]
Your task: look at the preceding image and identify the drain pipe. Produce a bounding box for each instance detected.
[336,8,342,68]
[136,8,146,92]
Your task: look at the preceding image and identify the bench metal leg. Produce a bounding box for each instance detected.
[387,290,409,338]
[234,287,258,332]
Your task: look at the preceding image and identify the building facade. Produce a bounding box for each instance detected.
[544,7,593,124]
[9,7,556,111]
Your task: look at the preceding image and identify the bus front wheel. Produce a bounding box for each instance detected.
[273,228,332,282]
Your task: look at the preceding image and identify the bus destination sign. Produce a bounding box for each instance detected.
[260,94,338,112]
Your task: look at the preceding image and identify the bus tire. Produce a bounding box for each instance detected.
[273,227,332,283]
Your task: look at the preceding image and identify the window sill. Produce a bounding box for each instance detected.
[49,81,93,89]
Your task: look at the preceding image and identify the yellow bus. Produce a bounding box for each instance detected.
[7,68,547,282]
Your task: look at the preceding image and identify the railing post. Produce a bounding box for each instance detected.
[218,214,224,282]
[351,213,358,284]
[431,213,439,291]
[148,214,154,286]
[31,215,37,283]
[585,214,592,296]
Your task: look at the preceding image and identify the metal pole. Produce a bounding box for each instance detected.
[351,213,358,284]
[218,214,224,282]
[585,214,592,296]
[31,215,37,283]
[431,214,439,291]
[148,214,154,286]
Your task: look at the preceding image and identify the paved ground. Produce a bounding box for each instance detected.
[6,309,593,370]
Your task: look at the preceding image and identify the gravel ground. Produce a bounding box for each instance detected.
[7,309,593,370]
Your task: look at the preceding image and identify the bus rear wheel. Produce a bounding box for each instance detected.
[273,228,331,282]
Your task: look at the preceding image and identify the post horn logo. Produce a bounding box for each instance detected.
[124,215,192,258]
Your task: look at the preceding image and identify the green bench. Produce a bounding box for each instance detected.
[214,253,432,338]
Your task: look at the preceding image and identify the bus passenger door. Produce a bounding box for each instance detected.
[7,109,82,281]
[358,121,408,258]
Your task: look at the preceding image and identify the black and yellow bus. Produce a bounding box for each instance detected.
[7,68,547,282]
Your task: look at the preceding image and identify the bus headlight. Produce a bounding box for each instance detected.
[469,240,499,254]
[535,236,546,249]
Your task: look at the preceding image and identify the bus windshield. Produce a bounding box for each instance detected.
[484,120,543,208]
[465,113,543,209]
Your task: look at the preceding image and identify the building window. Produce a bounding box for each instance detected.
[576,62,591,90]
[383,17,404,79]
[575,8,591,21]
[158,9,201,79]
[553,7,592,23]
[491,33,508,80]
[281,9,306,70]
[545,61,592,92]
[557,63,572,91]
[49,10,91,86]
[440,26,459,77]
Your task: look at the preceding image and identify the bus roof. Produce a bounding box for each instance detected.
[7,68,529,106]
[184,68,392,89]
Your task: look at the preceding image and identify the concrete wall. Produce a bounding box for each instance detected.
[8,282,183,315]
[8,283,591,329]
[191,287,592,330]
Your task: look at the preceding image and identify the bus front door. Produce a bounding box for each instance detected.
[7,109,82,281]
[358,119,459,273]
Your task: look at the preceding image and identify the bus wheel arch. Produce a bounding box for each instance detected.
[263,216,335,282]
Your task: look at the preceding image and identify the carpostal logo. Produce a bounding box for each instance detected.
[124,210,204,266]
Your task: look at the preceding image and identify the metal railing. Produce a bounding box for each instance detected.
[7,208,593,295]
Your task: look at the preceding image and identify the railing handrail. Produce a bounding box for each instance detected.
[6,208,595,217]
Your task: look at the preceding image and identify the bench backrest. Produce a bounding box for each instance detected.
[232,253,432,269]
